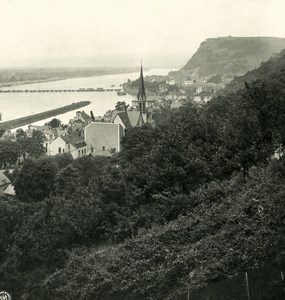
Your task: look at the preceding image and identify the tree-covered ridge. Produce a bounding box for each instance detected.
[1,56,285,298]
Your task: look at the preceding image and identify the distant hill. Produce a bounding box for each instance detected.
[171,36,285,78]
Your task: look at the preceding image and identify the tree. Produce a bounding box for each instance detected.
[0,140,20,168]
[131,103,221,193]
[32,129,45,143]
[46,118,62,128]
[213,81,277,177]
[72,155,110,186]
[207,74,222,83]
[54,153,73,169]
[54,164,80,197]
[115,101,128,111]
[0,129,5,138]
[18,135,45,159]
[120,123,160,162]
[15,128,27,140]
[14,157,58,202]
[152,107,173,126]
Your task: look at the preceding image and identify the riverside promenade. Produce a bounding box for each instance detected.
[0,100,91,130]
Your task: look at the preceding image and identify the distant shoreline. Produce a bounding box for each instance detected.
[0,78,66,88]
[0,67,142,88]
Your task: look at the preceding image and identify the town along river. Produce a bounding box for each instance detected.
[0,68,173,129]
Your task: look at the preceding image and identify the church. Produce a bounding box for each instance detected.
[132,64,156,113]
[84,65,155,155]
[111,64,155,131]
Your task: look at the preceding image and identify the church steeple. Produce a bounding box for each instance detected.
[137,62,146,112]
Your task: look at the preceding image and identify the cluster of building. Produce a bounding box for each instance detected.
[141,72,228,106]
[30,65,154,159]
[0,66,221,198]
[1,65,222,169]
[155,81,214,105]
[175,73,235,86]
[0,65,156,198]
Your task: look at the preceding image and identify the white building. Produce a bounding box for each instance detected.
[48,134,87,159]
[193,93,212,104]
[196,85,203,94]
[85,123,124,153]
[166,79,176,85]
[183,80,194,86]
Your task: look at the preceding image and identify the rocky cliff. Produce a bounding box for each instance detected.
[172,36,285,78]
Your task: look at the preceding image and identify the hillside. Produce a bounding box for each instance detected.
[171,36,285,78]
[221,48,285,94]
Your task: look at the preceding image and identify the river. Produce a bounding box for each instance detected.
[0,68,174,129]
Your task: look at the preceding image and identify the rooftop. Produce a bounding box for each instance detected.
[61,134,87,149]
[0,171,11,187]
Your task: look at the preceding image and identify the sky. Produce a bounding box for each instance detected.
[0,0,285,67]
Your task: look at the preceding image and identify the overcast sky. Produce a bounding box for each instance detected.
[1,0,285,67]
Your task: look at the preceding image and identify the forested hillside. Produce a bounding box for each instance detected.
[1,52,285,299]
[222,48,285,94]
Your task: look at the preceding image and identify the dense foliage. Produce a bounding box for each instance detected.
[127,78,161,94]
[1,53,285,299]
[223,48,285,95]
[45,164,285,299]
[0,129,45,168]
[46,118,62,128]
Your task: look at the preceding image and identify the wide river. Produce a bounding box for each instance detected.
[0,68,174,129]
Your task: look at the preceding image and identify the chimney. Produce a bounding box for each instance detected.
[90,111,95,122]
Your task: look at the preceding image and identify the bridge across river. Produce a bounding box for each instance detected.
[0,88,122,93]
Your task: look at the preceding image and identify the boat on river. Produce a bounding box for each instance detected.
[117,90,126,96]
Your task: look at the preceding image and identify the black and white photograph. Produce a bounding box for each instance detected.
[0,0,284,299]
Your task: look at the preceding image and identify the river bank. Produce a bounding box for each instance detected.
[0,68,174,127]
[0,101,91,131]
[0,67,141,89]
[124,86,157,98]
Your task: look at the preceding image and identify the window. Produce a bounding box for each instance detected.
[102,146,105,151]
[78,150,80,157]
[58,147,61,153]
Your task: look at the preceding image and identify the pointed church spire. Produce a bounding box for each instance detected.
[137,61,146,101]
